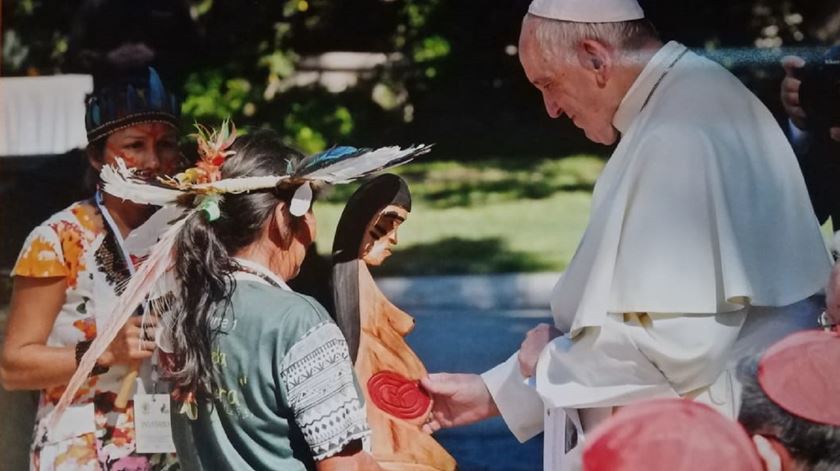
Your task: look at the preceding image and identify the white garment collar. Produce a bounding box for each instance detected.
[233,257,292,291]
[612,41,688,134]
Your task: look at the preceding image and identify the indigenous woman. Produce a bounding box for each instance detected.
[331,174,456,471]
[0,67,182,470]
[164,131,382,471]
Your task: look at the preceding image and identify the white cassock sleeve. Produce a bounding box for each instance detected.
[481,353,545,443]
[536,310,746,411]
[481,309,747,442]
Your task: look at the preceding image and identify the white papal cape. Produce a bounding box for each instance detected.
[482,41,832,470]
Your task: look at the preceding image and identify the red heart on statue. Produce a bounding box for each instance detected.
[368,371,432,420]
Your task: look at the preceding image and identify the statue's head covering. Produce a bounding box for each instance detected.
[332,173,412,264]
[583,399,764,471]
[758,329,840,426]
[84,66,180,143]
[330,173,412,363]
[528,0,644,23]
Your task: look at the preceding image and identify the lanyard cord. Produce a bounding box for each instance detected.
[95,190,137,276]
[96,190,161,393]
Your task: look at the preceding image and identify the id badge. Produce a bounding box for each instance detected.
[134,394,176,454]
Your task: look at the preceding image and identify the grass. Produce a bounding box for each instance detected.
[0,155,603,322]
[313,154,840,276]
[312,155,604,276]
[2,153,837,315]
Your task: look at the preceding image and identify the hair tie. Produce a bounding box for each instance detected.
[198,195,222,222]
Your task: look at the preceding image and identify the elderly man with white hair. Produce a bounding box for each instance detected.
[421,0,833,469]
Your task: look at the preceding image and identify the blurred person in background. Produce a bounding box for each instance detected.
[581,399,765,471]
[779,53,840,233]
[780,53,840,329]
[737,330,840,471]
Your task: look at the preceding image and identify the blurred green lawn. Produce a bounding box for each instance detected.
[312,155,605,276]
[0,155,604,323]
[313,154,838,276]
[3,153,832,319]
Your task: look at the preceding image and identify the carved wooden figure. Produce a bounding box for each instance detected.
[332,174,457,471]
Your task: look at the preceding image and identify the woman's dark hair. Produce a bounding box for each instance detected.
[169,129,306,398]
[84,139,110,192]
[331,174,411,362]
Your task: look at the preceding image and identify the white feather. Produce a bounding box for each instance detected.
[123,205,186,259]
[303,145,431,183]
[193,175,288,194]
[100,159,183,206]
[289,182,313,216]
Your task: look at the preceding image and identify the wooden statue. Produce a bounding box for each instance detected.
[332,174,457,471]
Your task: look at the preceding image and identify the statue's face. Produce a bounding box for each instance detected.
[360,204,409,266]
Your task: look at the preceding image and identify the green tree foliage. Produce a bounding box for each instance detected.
[2,0,74,74]
[1,0,453,152]
[3,0,840,156]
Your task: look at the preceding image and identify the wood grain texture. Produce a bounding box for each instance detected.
[355,261,457,471]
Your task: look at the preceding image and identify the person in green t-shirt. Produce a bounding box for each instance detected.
[165,130,382,471]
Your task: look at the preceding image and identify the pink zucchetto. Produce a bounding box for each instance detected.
[528,0,645,23]
[582,399,764,471]
[758,329,840,426]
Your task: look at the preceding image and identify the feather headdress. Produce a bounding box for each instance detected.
[101,120,430,215]
[85,67,180,143]
[37,121,430,443]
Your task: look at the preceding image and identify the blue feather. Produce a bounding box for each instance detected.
[311,146,358,162]
[148,67,165,109]
[91,101,101,126]
[127,85,137,114]
[300,146,359,170]
[105,95,115,125]
[295,144,432,183]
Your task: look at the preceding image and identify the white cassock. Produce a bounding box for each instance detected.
[482,41,833,471]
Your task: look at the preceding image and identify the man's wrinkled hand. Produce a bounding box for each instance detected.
[518,323,562,378]
[420,373,499,434]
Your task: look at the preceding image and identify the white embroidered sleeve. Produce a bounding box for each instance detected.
[279,322,370,461]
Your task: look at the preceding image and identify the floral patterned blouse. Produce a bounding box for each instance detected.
[13,199,178,471]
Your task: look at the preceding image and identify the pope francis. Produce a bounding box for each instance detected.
[421,0,834,469]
